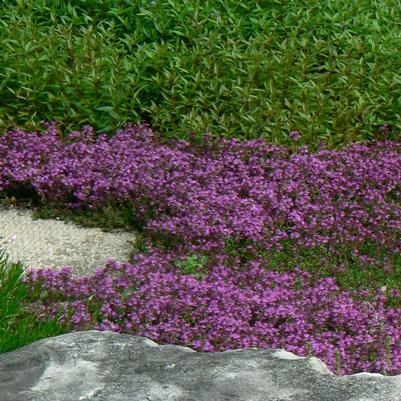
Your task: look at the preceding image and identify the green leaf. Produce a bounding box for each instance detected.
[96,106,119,119]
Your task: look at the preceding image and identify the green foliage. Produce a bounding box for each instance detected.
[0,250,28,331]
[0,0,400,150]
[0,249,73,354]
[174,254,209,280]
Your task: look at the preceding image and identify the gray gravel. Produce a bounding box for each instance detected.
[0,204,140,277]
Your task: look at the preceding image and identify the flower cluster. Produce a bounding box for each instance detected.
[21,250,401,375]
[2,121,401,374]
[1,122,400,255]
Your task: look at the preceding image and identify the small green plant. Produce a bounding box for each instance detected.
[0,248,73,354]
[173,254,209,280]
[334,350,342,375]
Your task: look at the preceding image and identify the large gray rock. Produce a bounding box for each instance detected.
[1,330,401,401]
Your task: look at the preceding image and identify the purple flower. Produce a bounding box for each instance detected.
[379,124,393,135]
[5,121,401,375]
[289,130,301,141]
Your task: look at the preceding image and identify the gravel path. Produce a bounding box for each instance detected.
[0,204,140,277]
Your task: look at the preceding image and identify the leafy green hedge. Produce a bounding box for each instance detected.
[1,0,400,151]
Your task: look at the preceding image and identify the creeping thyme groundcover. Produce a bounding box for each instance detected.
[1,121,401,375]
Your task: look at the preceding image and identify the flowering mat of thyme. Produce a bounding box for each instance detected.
[1,121,401,376]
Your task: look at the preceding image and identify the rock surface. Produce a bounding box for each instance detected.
[1,330,401,401]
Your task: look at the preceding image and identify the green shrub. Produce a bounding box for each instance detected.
[0,0,400,151]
